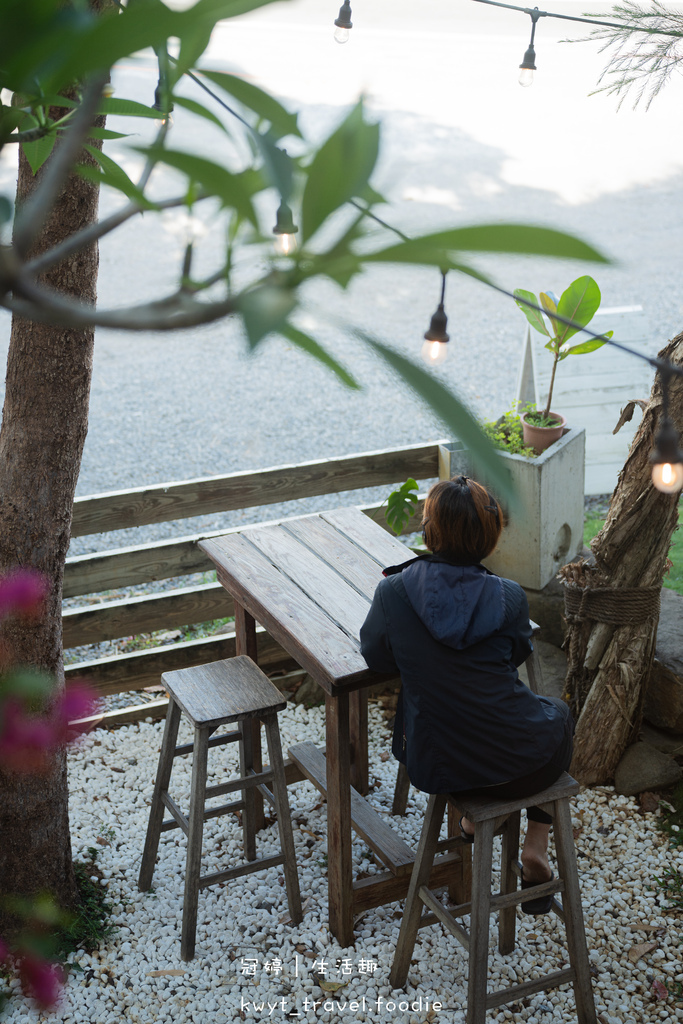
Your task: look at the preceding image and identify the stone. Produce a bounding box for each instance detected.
[613,741,683,797]
[644,589,683,733]
[640,722,683,757]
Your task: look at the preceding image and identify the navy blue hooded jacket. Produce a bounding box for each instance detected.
[359,555,567,794]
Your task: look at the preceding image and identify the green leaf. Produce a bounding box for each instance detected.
[97,98,161,120]
[278,324,359,389]
[255,133,293,201]
[301,101,379,242]
[386,478,419,536]
[87,127,129,141]
[201,70,301,140]
[172,95,229,134]
[22,129,56,173]
[0,104,27,139]
[174,22,214,77]
[238,285,297,347]
[556,275,602,345]
[565,329,612,356]
[356,332,518,509]
[6,2,186,96]
[365,225,609,266]
[82,143,153,206]
[0,668,55,704]
[134,147,258,225]
[513,289,549,337]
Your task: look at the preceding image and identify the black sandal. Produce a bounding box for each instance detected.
[521,868,554,914]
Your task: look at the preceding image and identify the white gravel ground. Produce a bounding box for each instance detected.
[3,702,682,1024]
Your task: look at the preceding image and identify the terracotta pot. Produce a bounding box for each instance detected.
[521,411,567,455]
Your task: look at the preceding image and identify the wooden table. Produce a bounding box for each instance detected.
[200,507,467,945]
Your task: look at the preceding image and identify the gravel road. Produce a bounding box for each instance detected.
[1,1,683,557]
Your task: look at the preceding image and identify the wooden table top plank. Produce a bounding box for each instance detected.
[321,507,418,569]
[245,523,373,641]
[200,535,368,689]
[283,516,388,601]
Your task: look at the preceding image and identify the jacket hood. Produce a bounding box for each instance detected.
[400,558,506,650]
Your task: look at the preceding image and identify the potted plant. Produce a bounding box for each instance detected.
[513,276,612,453]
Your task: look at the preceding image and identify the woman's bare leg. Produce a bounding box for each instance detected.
[459,816,552,882]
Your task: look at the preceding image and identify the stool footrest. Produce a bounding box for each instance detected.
[418,886,470,952]
[161,796,245,834]
[198,852,286,889]
[486,967,576,1009]
[162,793,189,834]
[174,730,241,757]
[205,769,274,799]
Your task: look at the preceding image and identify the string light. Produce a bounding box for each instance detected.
[421,272,450,367]
[272,200,299,256]
[334,0,353,44]
[519,8,540,87]
[650,377,683,493]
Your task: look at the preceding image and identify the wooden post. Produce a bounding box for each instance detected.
[325,692,354,947]
[234,603,264,833]
[349,688,369,795]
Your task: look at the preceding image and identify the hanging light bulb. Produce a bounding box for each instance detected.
[272,200,299,256]
[519,9,541,87]
[421,272,450,367]
[334,0,353,43]
[650,417,683,493]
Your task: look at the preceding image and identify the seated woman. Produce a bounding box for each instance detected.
[359,475,574,913]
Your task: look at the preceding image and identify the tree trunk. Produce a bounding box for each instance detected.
[560,333,683,785]
[0,112,103,927]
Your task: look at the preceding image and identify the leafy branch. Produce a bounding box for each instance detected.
[584,1,683,108]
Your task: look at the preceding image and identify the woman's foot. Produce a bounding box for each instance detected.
[459,815,475,841]
[520,850,552,885]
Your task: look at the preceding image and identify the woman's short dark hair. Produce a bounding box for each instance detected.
[422,476,503,562]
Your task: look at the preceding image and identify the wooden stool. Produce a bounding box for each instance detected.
[390,773,596,1024]
[138,656,302,960]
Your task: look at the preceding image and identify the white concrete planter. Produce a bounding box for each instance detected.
[439,426,586,592]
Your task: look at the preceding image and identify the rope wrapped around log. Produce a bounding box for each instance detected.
[563,582,661,626]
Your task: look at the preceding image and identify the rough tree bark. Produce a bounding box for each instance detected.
[0,110,103,926]
[560,332,683,785]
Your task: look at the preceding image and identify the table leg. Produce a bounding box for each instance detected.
[349,688,369,796]
[234,603,264,834]
[325,692,355,947]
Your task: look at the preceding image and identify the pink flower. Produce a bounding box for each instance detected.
[56,680,99,741]
[17,953,63,1008]
[0,682,99,771]
[0,570,48,620]
[0,698,56,772]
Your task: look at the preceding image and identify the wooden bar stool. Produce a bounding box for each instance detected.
[138,656,302,960]
[390,772,596,1024]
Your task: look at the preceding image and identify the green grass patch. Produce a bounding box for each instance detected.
[584,507,682,595]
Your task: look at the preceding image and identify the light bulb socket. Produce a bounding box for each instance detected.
[273,201,299,237]
[153,85,174,115]
[650,417,683,466]
[334,0,353,30]
[519,45,537,71]
[424,304,449,344]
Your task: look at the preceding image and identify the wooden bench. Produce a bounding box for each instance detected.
[289,741,470,912]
